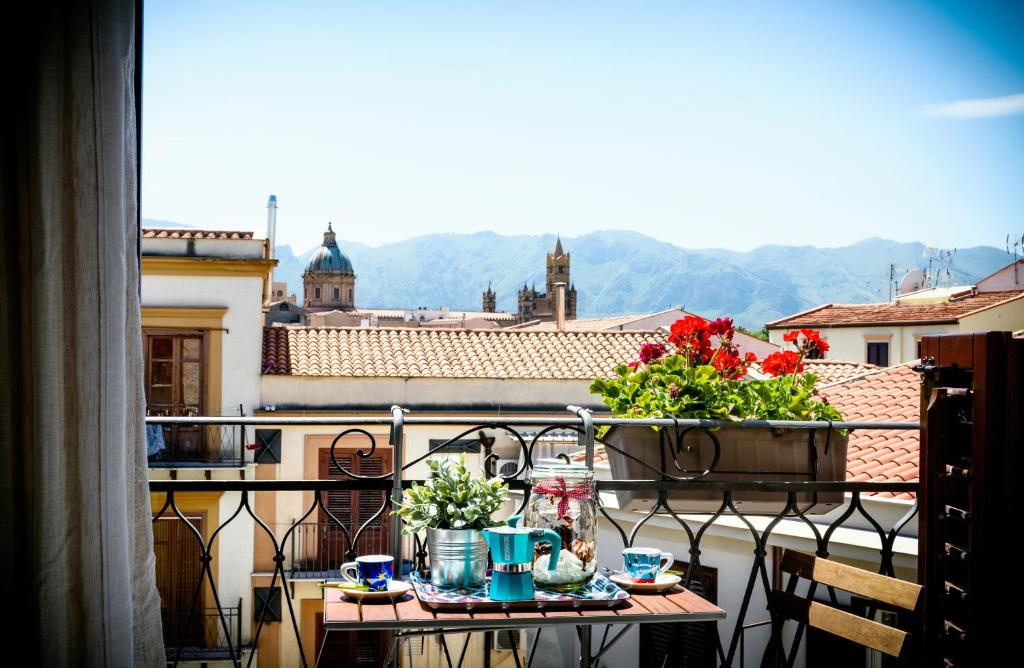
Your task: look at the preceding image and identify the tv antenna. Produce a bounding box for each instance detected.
[1008,233,1024,284]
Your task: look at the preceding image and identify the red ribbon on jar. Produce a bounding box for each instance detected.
[532,476,591,519]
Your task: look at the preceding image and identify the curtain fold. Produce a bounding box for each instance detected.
[0,1,165,665]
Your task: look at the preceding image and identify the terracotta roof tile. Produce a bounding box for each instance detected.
[823,364,921,499]
[142,227,254,240]
[799,359,878,385]
[261,326,665,379]
[767,290,1024,328]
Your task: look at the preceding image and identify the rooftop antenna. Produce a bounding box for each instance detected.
[1008,234,1024,284]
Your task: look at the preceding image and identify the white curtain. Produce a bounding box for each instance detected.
[0,1,165,665]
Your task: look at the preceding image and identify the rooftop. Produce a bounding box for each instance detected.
[142,227,255,240]
[262,326,664,379]
[799,359,879,385]
[823,363,921,499]
[766,289,1024,328]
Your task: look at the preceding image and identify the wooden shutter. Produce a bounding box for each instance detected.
[640,563,718,667]
[316,613,388,666]
[318,447,392,564]
[153,514,205,648]
[144,332,206,459]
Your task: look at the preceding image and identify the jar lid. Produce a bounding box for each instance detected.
[530,458,592,479]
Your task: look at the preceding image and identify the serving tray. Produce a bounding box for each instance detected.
[410,572,630,611]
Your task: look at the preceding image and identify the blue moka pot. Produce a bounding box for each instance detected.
[482,515,561,601]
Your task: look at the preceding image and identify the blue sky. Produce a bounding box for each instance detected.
[142,1,1024,252]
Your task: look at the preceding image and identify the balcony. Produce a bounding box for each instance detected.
[148,411,919,668]
[147,421,248,469]
[161,599,248,663]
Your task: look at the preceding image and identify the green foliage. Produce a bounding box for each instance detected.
[589,354,843,424]
[737,325,770,342]
[392,453,509,535]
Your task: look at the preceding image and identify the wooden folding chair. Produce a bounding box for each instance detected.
[762,549,923,666]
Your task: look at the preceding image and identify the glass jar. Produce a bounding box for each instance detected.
[524,460,597,591]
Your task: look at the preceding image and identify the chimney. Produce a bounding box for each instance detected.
[266,194,278,261]
[555,282,566,331]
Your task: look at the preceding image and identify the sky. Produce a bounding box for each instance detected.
[142,1,1024,252]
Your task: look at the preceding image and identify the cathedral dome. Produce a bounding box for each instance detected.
[305,223,354,275]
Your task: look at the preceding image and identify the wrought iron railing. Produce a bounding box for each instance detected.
[162,598,245,661]
[148,409,919,668]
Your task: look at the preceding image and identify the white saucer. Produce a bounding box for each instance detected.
[330,580,413,601]
[609,572,682,593]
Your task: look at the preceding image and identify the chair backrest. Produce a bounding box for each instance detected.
[768,549,923,660]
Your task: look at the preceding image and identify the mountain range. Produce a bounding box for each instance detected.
[262,230,1012,330]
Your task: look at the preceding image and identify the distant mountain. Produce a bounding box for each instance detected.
[272,231,1013,329]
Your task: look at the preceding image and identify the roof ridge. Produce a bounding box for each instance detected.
[819,360,919,389]
[765,303,833,327]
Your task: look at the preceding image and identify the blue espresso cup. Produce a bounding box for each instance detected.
[623,547,673,583]
[341,555,394,592]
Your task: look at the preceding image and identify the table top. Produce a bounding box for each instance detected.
[322,582,725,631]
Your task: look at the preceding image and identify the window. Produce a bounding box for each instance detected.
[867,341,889,366]
[315,287,321,299]
[348,288,353,302]
[428,438,482,454]
[144,332,205,459]
[916,339,922,359]
[334,287,340,300]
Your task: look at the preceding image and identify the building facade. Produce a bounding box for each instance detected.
[766,261,1024,366]
[516,237,578,323]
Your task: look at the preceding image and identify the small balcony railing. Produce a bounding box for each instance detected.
[162,598,245,661]
[147,413,247,468]
[148,409,920,668]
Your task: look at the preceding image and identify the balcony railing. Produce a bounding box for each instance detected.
[162,598,245,662]
[148,409,919,668]
[148,422,247,468]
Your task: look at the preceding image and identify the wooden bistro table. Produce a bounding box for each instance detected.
[320,582,725,667]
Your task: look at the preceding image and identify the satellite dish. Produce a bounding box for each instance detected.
[899,269,929,295]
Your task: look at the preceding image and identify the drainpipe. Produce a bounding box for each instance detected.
[555,283,566,331]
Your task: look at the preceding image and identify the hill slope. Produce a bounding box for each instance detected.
[271,231,1010,329]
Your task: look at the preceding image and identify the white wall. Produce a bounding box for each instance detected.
[769,324,953,365]
[142,236,266,259]
[143,274,265,415]
[261,375,603,411]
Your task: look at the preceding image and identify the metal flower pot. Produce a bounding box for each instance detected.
[604,425,849,515]
[427,527,488,587]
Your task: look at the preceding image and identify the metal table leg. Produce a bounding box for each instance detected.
[578,625,592,668]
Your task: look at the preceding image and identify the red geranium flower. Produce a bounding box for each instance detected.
[638,342,668,365]
[782,331,799,343]
[760,350,804,376]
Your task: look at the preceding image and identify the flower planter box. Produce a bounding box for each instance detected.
[603,425,848,515]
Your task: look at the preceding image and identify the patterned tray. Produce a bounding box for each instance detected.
[410,572,630,611]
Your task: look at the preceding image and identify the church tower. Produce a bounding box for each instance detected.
[482,283,496,313]
[302,222,356,309]
[516,236,578,323]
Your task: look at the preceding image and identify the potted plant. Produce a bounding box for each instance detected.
[590,317,848,514]
[393,453,509,587]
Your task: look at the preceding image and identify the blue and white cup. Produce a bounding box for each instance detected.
[341,555,394,592]
[623,547,673,583]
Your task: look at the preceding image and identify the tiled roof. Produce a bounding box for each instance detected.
[822,364,921,499]
[262,326,665,379]
[349,309,517,322]
[515,315,656,332]
[801,359,878,385]
[142,227,255,240]
[767,290,1024,328]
